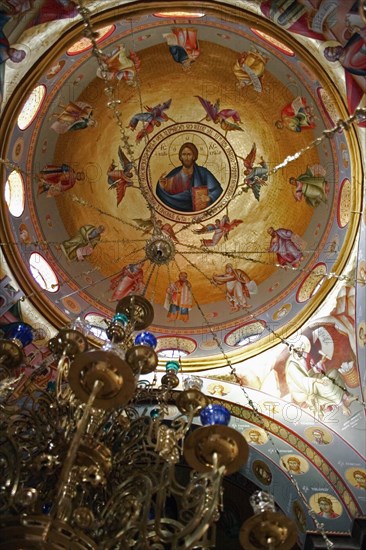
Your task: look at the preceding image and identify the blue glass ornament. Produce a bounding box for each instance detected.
[134,331,157,349]
[6,322,33,347]
[112,313,129,326]
[42,502,52,514]
[165,361,179,373]
[200,404,231,426]
[150,408,160,419]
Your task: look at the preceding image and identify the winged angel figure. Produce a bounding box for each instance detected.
[128,99,174,142]
[133,218,179,243]
[107,147,135,206]
[50,101,96,134]
[239,143,269,201]
[195,95,243,137]
[193,215,243,247]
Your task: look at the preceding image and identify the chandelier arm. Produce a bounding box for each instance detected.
[50,379,104,524]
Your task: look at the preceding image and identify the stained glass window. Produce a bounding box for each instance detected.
[4,170,25,217]
[29,253,59,292]
[17,85,46,130]
[250,29,294,56]
[67,25,115,55]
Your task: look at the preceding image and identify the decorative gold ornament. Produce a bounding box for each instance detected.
[68,350,136,409]
[184,424,249,474]
[125,344,158,375]
[115,295,154,330]
[176,389,209,416]
[239,511,297,550]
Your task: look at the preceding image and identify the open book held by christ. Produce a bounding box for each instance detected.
[192,186,209,211]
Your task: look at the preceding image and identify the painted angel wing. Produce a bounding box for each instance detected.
[160,98,172,111]
[251,181,261,201]
[118,146,133,173]
[116,181,129,206]
[133,218,154,233]
[244,143,257,170]
[219,119,243,132]
[195,95,218,121]
[227,219,243,230]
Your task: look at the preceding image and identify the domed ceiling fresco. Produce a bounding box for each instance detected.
[0,0,365,547]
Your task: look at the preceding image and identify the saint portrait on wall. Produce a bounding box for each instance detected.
[346,467,366,490]
[138,123,239,223]
[309,493,342,519]
[243,427,268,446]
[207,381,230,397]
[156,142,223,212]
[305,426,333,445]
[280,454,309,475]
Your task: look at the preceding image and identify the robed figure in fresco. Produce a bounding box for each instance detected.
[275,96,316,132]
[60,225,104,262]
[233,48,268,92]
[289,164,329,207]
[163,27,200,70]
[51,102,96,134]
[37,164,84,197]
[267,226,304,267]
[164,272,193,322]
[156,142,223,212]
[0,13,26,108]
[213,264,254,312]
[109,263,145,302]
[284,336,357,419]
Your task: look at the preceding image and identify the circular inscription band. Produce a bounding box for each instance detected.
[138,122,239,223]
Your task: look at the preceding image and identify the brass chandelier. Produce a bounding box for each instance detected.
[0,282,298,549]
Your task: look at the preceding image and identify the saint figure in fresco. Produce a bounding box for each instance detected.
[50,101,96,134]
[212,263,255,312]
[164,271,193,322]
[275,96,316,132]
[0,14,26,107]
[60,225,104,262]
[0,1,34,16]
[324,34,366,126]
[28,0,78,26]
[267,226,304,267]
[37,164,85,197]
[156,142,223,212]
[284,456,304,475]
[247,429,265,445]
[97,44,140,85]
[285,336,357,419]
[317,496,340,519]
[109,263,145,302]
[289,164,329,207]
[163,27,200,70]
[352,470,366,490]
[260,1,366,124]
[311,429,329,445]
[233,48,269,92]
